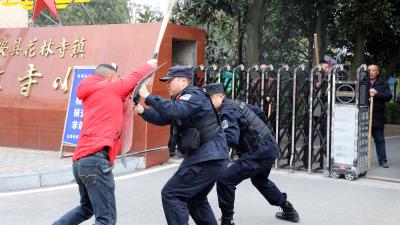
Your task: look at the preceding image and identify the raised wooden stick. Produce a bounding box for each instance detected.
[368,96,374,169]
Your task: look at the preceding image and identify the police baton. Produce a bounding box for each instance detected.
[367,96,374,170]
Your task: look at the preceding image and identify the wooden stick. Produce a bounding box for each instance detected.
[314,33,320,64]
[368,96,374,169]
[314,33,322,83]
[153,0,178,59]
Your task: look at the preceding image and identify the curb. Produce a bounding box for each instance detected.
[0,156,145,192]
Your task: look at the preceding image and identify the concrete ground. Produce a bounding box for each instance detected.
[367,137,400,181]
[0,136,399,192]
[0,164,399,225]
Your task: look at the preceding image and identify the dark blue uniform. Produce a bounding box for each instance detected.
[140,85,229,225]
[217,98,287,219]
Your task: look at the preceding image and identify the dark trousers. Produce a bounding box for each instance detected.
[162,160,228,225]
[53,155,116,225]
[217,158,286,219]
[372,127,387,163]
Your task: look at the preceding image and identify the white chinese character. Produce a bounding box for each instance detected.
[73,108,80,117]
[78,121,82,129]
[75,98,82,105]
[72,120,78,130]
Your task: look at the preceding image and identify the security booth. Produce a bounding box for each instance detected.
[329,64,369,180]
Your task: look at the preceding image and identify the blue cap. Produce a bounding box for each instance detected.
[159,66,194,81]
[204,83,224,95]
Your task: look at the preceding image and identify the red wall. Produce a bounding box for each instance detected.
[0,23,205,167]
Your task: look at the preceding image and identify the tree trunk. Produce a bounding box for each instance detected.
[350,25,366,80]
[245,0,266,65]
[313,2,329,65]
[237,13,244,65]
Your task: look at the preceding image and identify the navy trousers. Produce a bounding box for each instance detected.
[162,159,228,225]
[53,155,116,225]
[372,127,388,163]
[217,158,286,219]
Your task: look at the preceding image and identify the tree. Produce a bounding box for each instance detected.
[329,0,400,79]
[32,0,131,26]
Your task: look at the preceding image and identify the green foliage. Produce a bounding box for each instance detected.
[329,0,400,67]
[136,7,161,23]
[32,0,131,26]
[172,0,242,65]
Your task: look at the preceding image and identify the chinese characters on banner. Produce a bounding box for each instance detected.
[62,66,95,146]
[0,36,86,96]
[1,36,86,59]
[18,64,42,97]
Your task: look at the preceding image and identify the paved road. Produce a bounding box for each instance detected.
[368,137,400,180]
[1,163,400,225]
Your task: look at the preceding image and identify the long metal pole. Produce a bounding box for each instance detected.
[275,65,288,169]
[80,3,95,25]
[39,11,60,26]
[309,66,320,173]
[290,66,299,172]
[261,67,265,109]
[325,66,333,175]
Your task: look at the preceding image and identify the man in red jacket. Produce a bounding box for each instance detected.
[53,59,157,225]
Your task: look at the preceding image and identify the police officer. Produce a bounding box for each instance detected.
[204,83,300,225]
[134,66,229,225]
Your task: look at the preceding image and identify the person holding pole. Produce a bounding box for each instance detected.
[368,64,392,168]
[52,59,158,225]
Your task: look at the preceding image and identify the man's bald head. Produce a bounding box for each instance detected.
[95,64,119,80]
[368,64,380,82]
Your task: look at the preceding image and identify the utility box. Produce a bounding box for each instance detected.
[329,65,369,180]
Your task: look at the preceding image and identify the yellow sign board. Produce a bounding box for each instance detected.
[0,0,90,10]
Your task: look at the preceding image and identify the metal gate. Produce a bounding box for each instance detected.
[193,63,350,174]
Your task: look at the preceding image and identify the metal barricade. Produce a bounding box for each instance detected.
[204,65,218,85]
[275,65,292,168]
[193,64,205,87]
[289,64,308,172]
[191,63,353,175]
[246,65,260,104]
[231,65,246,100]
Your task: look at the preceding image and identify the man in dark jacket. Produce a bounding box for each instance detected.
[205,83,299,225]
[134,66,229,225]
[368,64,392,168]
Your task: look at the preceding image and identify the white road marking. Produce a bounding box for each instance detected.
[0,163,179,198]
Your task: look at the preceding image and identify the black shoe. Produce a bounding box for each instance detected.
[220,217,235,225]
[276,201,300,222]
[379,162,389,168]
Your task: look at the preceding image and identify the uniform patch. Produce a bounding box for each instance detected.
[179,94,192,101]
[221,120,229,129]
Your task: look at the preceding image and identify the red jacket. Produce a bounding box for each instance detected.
[72,63,153,165]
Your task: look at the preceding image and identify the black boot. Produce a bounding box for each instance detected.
[276,201,300,222]
[220,217,235,225]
